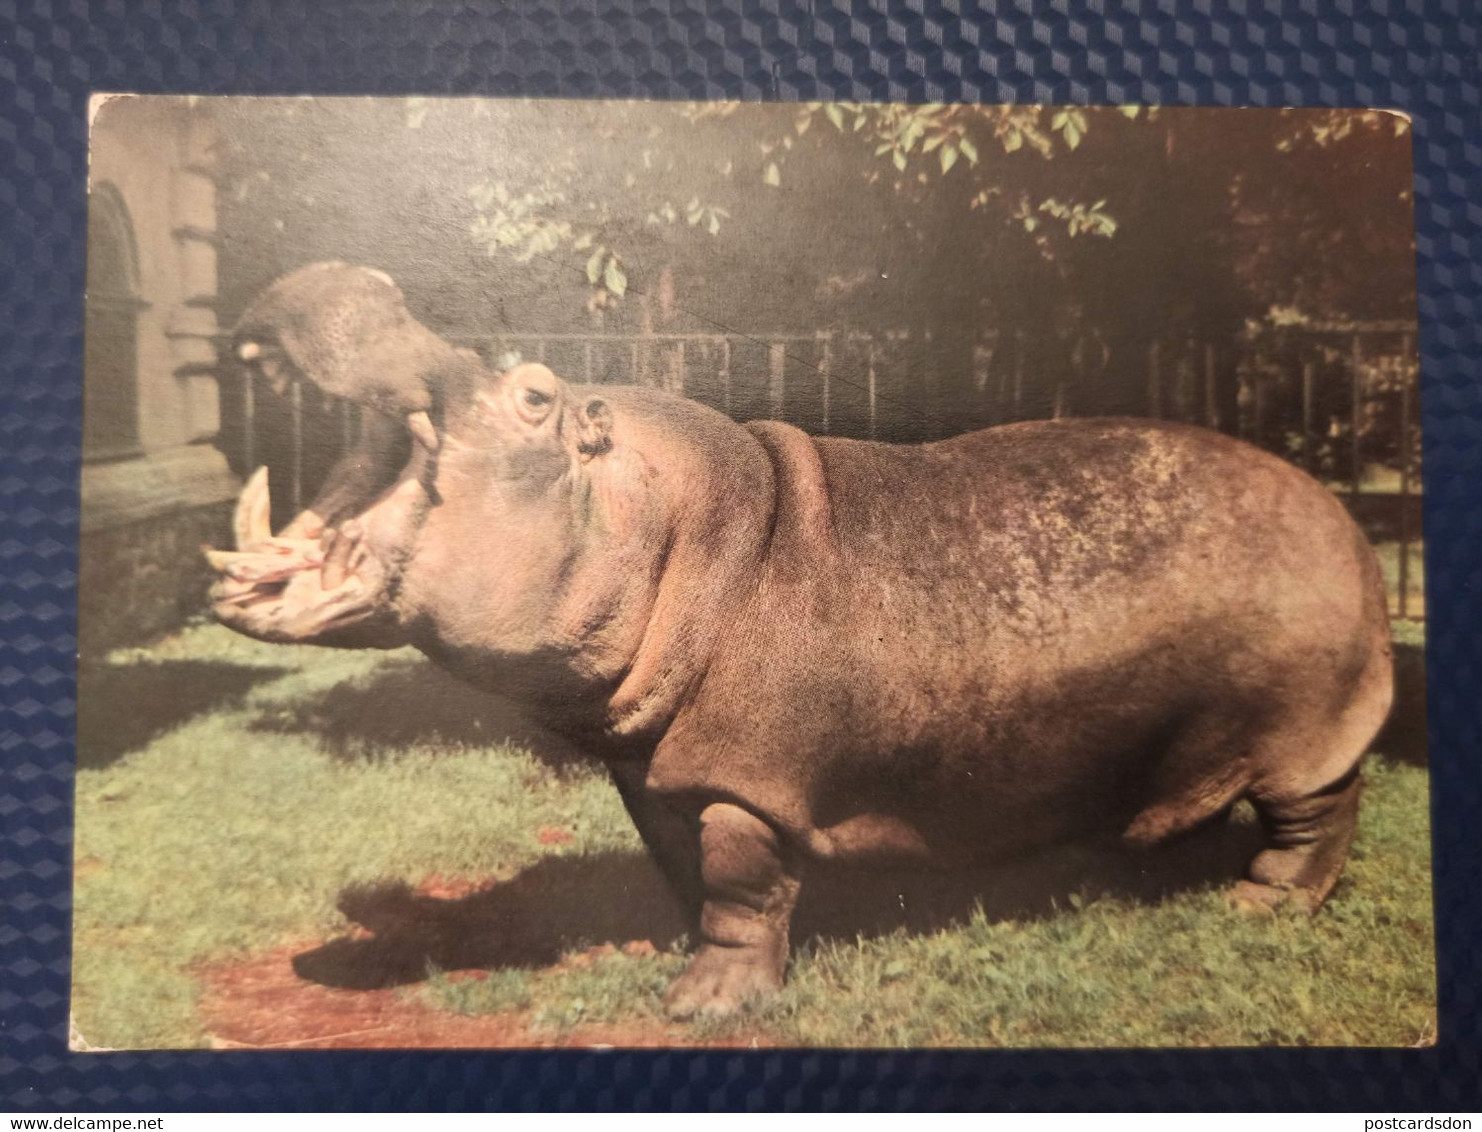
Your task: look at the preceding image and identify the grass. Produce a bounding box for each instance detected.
[755,756,1434,1048]
[72,622,1435,1050]
[1322,463,1423,496]
[1374,540,1426,620]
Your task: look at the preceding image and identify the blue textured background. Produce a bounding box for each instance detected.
[2,0,1478,1112]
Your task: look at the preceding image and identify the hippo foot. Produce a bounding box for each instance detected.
[1228,880,1319,916]
[663,944,784,1019]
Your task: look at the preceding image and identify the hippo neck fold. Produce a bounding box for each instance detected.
[578,391,797,748]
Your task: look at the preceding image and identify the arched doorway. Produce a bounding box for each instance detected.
[84,183,147,461]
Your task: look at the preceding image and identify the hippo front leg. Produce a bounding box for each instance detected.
[663,802,800,1019]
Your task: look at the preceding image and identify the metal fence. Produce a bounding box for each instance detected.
[216,320,1423,619]
[1130,321,1418,619]
[450,329,916,441]
[1144,320,1421,620]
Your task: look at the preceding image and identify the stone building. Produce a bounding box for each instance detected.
[81,96,236,653]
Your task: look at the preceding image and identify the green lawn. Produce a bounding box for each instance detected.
[72,622,1435,1049]
[1374,540,1426,620]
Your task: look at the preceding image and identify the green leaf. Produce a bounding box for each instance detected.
[892,149,907,172]
[572,232,594,252]
[959,137,978,165]
[1117,105,1140,119]
[603,256,627,298]
[585,248,605,286]
[764,162,781,187]
[874,142,894,156]
[707,212,721,236]
[922,134,944,153]
[1004,129,1023,153]
[824,103,845,131]
[853,114,866,131]
[1064,123,1082,149]
[940,144,958,173]
[1052,110,1068,129]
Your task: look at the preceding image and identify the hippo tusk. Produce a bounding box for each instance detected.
[406,410,440,453]
[234,467,273,551]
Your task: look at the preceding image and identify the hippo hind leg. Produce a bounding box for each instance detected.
[1234,637,1391,913]
[1234,765,1363,913]
[1124,659,1383,913]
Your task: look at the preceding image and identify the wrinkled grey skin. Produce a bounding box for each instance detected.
[210,266,1394,1017]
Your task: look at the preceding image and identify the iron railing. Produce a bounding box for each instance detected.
[215,320,1423,619]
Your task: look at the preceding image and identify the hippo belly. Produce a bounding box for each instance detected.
[647,418,1392,883]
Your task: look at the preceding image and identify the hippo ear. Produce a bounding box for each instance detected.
[576,397,613,460]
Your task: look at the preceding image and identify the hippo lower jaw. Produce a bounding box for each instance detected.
[205,467,406,648]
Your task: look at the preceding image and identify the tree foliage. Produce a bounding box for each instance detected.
[210,97,1415,374]
[455,100,1124,312]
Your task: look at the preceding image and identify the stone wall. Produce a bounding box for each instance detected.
[82,96,238,654]
[78,502,232,658]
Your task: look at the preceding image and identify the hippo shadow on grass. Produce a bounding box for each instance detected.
[290,814,1266,992]
[77,659,294,770]
[247,655,588,772]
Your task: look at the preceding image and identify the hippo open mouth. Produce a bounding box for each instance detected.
[206,462,421,648]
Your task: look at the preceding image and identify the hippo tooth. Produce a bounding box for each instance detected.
[320,519,364,590]
[205,549,305,584]
[234,467,273,551]
[406,410,440,453]
[321,531,349,590]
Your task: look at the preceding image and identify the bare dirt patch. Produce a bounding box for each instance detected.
[197,942,775,1049]
[195,874,773,1050]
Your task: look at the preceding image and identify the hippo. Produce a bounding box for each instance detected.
[208,267,1394,1017]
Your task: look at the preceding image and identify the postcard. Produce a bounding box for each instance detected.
[73,96,1429,1050]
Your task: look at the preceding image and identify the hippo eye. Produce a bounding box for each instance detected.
[512,383,557,426]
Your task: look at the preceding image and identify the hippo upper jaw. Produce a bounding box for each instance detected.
[205,465,415,649]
